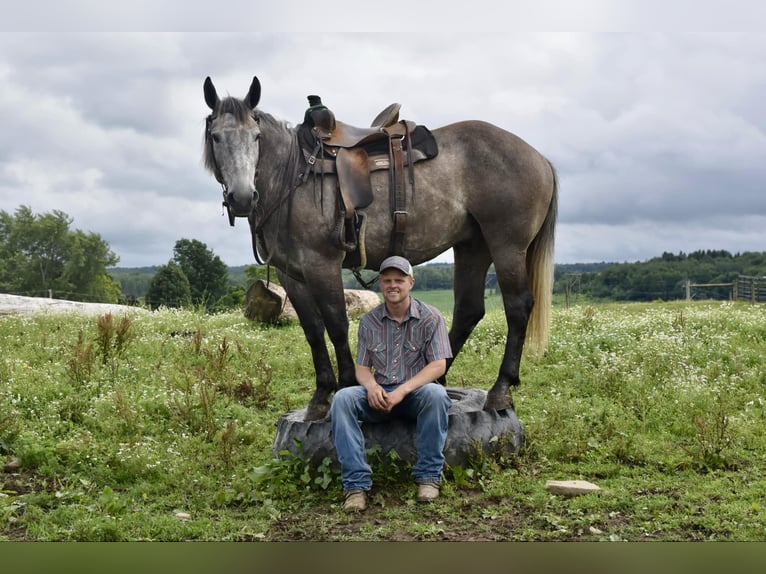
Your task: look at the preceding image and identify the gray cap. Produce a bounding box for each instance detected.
[379,255,414,277]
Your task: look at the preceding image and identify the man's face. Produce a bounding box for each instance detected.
[379,269,415,305]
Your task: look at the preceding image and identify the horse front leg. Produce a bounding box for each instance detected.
[278,273,338,421]
[308,272,356,391]
[319,308,356,392]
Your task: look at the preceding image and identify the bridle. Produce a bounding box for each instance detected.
[206,113,260,228]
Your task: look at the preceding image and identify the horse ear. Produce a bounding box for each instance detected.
[245,76,261,109]
[204,76,220,111]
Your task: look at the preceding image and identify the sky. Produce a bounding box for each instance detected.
[1,2,765,268]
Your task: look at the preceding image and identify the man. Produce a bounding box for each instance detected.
[330,255,453,512]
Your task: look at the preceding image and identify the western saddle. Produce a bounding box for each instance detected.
[299,96,438,270]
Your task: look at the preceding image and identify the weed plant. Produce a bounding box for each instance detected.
[1,301,765,541]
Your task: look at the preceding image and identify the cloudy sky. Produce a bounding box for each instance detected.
[2,2,764,268]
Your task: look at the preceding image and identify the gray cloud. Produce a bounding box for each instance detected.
[1,29,764,267]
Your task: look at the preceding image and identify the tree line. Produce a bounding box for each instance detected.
[0,206,121,303]
[4,207,765,310]
[347,252,766,302]
[556,250,766,302]
[120,240,277,311]
[0,206,262,312]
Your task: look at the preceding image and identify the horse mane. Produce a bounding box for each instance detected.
[254,111,304,196]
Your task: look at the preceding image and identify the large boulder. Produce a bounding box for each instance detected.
[0,293,147,317]
[244,280,380,323]
[272,387,524,467]
[342,289,383,319]
[244,280,297,322]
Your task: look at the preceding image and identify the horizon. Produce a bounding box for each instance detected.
[106,248,763,272]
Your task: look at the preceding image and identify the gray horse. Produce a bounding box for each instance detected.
[203,76,558,421]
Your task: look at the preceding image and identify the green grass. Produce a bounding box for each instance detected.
[2,299,766,541]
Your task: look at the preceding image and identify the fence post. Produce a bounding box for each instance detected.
[685,280,691,301]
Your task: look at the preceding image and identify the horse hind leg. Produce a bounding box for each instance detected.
[442,236,493,381]
[484,249,534,412]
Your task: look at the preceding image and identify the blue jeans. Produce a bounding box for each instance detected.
[330,382,452,492]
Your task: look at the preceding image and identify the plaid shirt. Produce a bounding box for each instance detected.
[356,297,452,388]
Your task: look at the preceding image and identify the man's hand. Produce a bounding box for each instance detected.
[357,364,391,412]
[383,359,447,411]
[366,384,391,412]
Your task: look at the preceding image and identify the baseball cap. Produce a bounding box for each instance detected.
[379,255,414,277]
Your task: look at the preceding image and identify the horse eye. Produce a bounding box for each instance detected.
[212,133,222,144]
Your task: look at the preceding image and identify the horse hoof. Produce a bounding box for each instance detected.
[305,403,330,421]
[483,392,514,412]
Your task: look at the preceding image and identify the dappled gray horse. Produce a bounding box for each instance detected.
[203,76,558,421]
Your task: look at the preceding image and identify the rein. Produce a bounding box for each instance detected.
[251,182,293,265]
[249,128,304,272]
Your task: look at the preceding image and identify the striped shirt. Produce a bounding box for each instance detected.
[356,297,453,388]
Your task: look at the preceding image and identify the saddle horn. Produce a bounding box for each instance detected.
[304,95,336,133]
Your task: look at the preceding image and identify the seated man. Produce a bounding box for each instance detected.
[330,256,453,512]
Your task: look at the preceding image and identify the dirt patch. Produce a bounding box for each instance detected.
[264,491,529,542]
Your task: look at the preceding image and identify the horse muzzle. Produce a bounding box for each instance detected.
[223,186,256,217]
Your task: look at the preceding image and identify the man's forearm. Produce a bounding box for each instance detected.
[355,365,378,391]
[397,359,447,397]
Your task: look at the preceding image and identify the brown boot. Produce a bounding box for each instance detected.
[416,482,440,503]
[343,490,368,512]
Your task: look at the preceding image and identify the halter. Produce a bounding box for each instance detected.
[206,114,260,229]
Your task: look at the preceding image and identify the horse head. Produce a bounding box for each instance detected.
[203,76,262,219]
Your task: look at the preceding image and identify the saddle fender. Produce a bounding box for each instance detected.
[336,147,373,215]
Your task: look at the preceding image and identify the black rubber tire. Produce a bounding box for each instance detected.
[272,387,524,467]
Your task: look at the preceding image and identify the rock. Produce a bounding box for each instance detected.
[343,289,382,319]
[272,387,524,467]
[244,280,380,323]
[3,458,21,473]
[0,293,147,317]
[545,480,602,496]
[244,280,297,323]
[174,512,191,520]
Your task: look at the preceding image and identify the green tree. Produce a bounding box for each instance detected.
[172,239,228,310]
[63,230,122,302]
[244,264,280,286]
[0,205,119,302]
[217,285,247,310]
[145,262,192,310]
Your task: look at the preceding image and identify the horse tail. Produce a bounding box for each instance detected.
[525,158,558,355]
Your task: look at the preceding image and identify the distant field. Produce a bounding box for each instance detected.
[412,289,505,315]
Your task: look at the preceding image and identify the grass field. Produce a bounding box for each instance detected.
[2,298,766,541]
